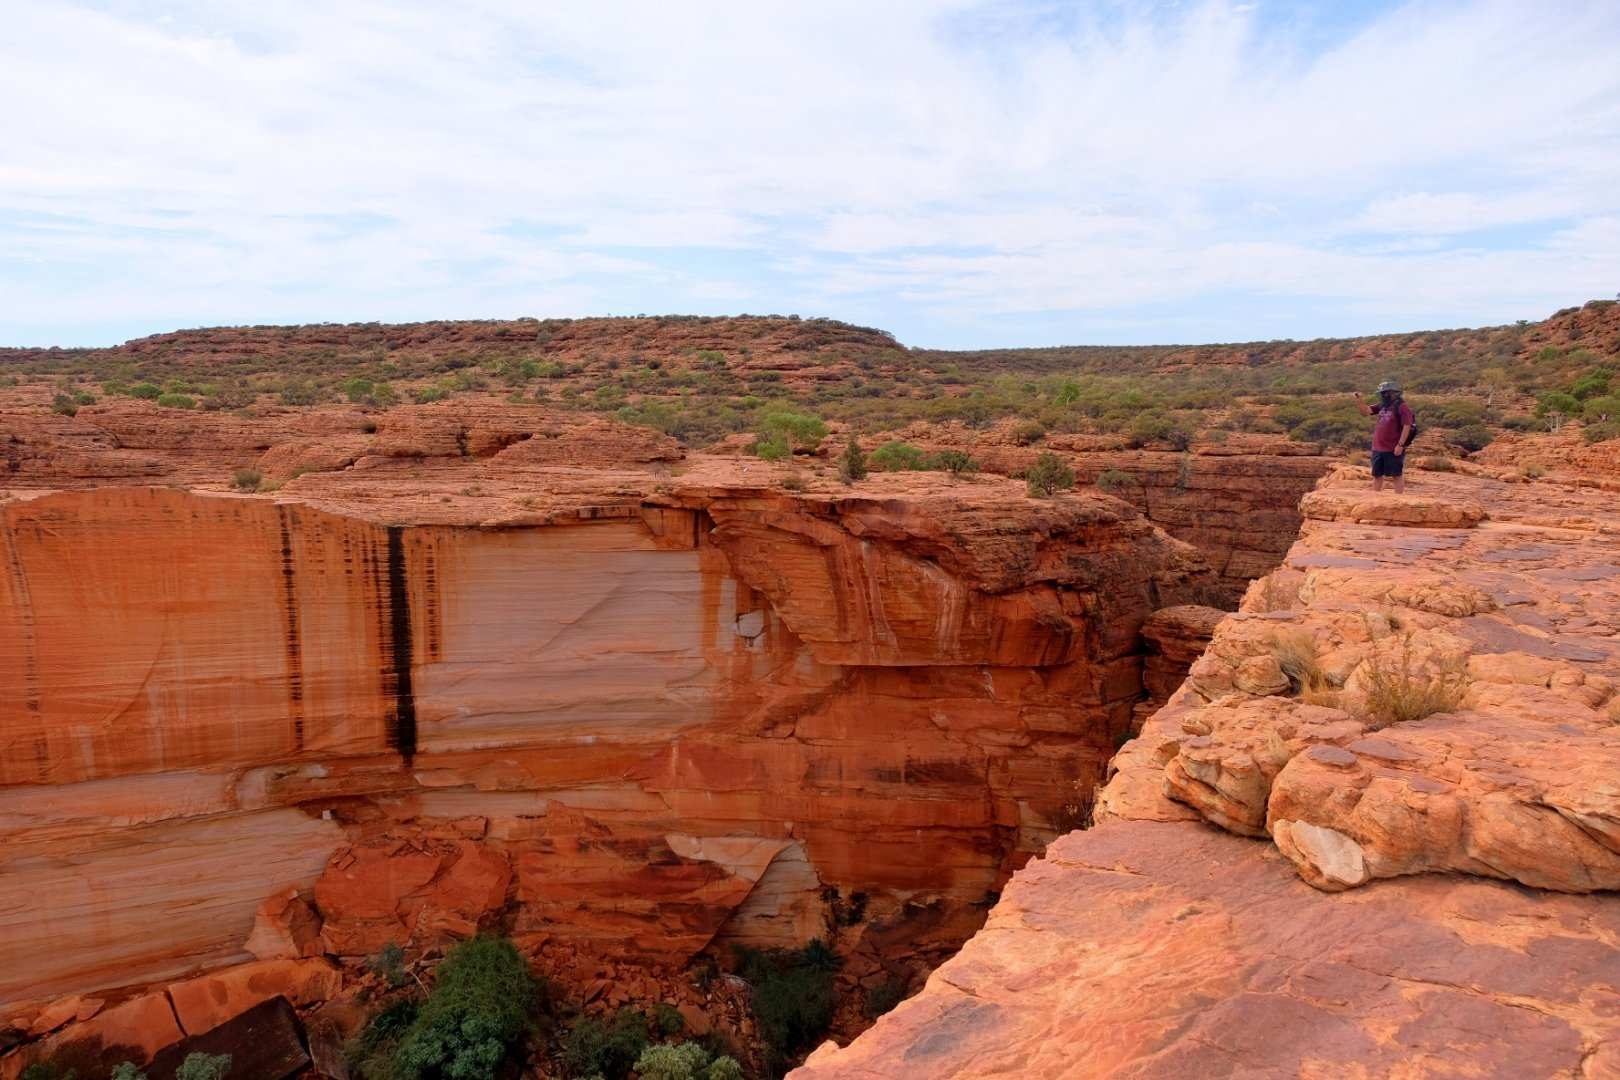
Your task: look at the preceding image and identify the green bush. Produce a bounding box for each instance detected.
[1010,419,1046,445]
[414,386,449,404]
[758,410,827,452]
[1125,411,1190,450]
[348,998,420,1080]
[1096,468,1133,493]
[392,936,540,1080]
[657,1044,742,1080]
[1025,452,1075,497]
[868,441,929,471]
[1582,395,1620,423]
[1446,423,1493,452]
[156,392,196,409]
[231,468,263,492]
[653,1003,685,1038]
[51,393,78,417]
[278,380,322,406]
[935,449,977,476]
[1585,420,1620,444]
[175,1054,231,1080]
[753,431,791,461]
[368,942,409,989]
[129,382,162,399]
[1536,391,1580,418]
[839,435,867,482]
[110,1065,145,1080]
[561,1008,649,1080]
[736,941,840,1076]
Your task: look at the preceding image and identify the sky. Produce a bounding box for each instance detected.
[3,0,1620,349]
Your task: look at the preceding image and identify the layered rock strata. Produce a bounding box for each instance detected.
[793,465,1620,1078]
[0,464,1212,1050]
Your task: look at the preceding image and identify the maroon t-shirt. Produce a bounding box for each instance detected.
[1372,401,1414,452]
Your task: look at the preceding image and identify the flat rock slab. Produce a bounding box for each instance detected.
[792,820,1620,1080]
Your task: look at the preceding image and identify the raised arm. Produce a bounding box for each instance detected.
[1353,391,1377,416]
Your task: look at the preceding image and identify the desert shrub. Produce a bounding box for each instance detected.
[1585,420,1620,443]
[561,1008,649,1080]
[156,393,196,410]
[1095,468,1132,494]
[868,441,929,471]
[1418,456,1455,472]
[368,942,409,989]
[1446,423,1493,452]
[759,410,827,452]
[1271,632,1339,706]
[391,936,540,1080]
[414,386,449,404]
[349,998,420,1080]
[51,393,78,417]
[129,382,162,399]
[1357,636,1468,730]
[231,468,263,492]
[839,435,867,482]
[863,978,908,1020]
[1518,463,1547,480]
[1570,367,1613,400]
[632,1043,718,1080]
[203,381,256,410]
[110,1065,145,1080]
[1026,452,1075,497]
[1272,399,1367,449]
[653,1003,685,1038]
[1126,411,1190,450]
[1535,391,1580,419]
[753,432,791,461]
[278,380,322,407]
[174,1054,231,1080]
[1582,395,1620,423]
[1010,419,1046,445]
[935,449,977,477]
[736,941,839,1076]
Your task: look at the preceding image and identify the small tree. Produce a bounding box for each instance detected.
[1025,452,1075,497]
[839,435,867,483]
[935,449,978,478]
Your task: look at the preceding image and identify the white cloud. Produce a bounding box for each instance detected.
[1,0,1618,345]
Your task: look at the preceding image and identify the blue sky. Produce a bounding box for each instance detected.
[3,1,1619,349]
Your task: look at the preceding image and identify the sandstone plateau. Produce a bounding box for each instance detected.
[4,307,1619,1077]
[793,467,1620,1079]
[0,407,1217,1073]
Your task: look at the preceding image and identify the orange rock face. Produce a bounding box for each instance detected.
[0,464,1211,1031]
[797,465,1620,1078]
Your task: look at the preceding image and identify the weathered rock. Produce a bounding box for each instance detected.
[244,891,323,961]
[800,469,1620,1079]
[147,997,309,1080]
[167,958,341,1036]
[789,821,1620,1080]
[1,464,1213,1017]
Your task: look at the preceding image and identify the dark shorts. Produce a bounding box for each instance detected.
[1371,450,1405,478]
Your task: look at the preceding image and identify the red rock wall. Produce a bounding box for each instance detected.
[0,482,1209,1021]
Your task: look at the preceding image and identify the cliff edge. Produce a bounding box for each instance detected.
[792,467,1620,1078]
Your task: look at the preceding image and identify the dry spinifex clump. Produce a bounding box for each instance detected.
[1355,633,1469,730]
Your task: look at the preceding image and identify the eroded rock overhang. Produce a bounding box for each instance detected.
[0,468,1214,1024]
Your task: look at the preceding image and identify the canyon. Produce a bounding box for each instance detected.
[794,467,1620,1079]
[3,309,1618,1078]
[2,407,1222,1072]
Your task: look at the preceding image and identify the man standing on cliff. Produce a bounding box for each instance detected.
[1354,380,1415,494]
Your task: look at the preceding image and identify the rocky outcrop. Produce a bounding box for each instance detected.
[0,464,1212,1044]
[794,464,1620,1078]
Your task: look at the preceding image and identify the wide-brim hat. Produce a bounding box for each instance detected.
[1376,379,1400,393]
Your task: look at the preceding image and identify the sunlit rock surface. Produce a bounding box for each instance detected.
[794,466,1620,1079]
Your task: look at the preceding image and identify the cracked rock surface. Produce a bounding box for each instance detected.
[795,466,1620,1079]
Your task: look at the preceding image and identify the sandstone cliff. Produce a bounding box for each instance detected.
[0,462,1212,1046]
[792,466,1620,1078]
